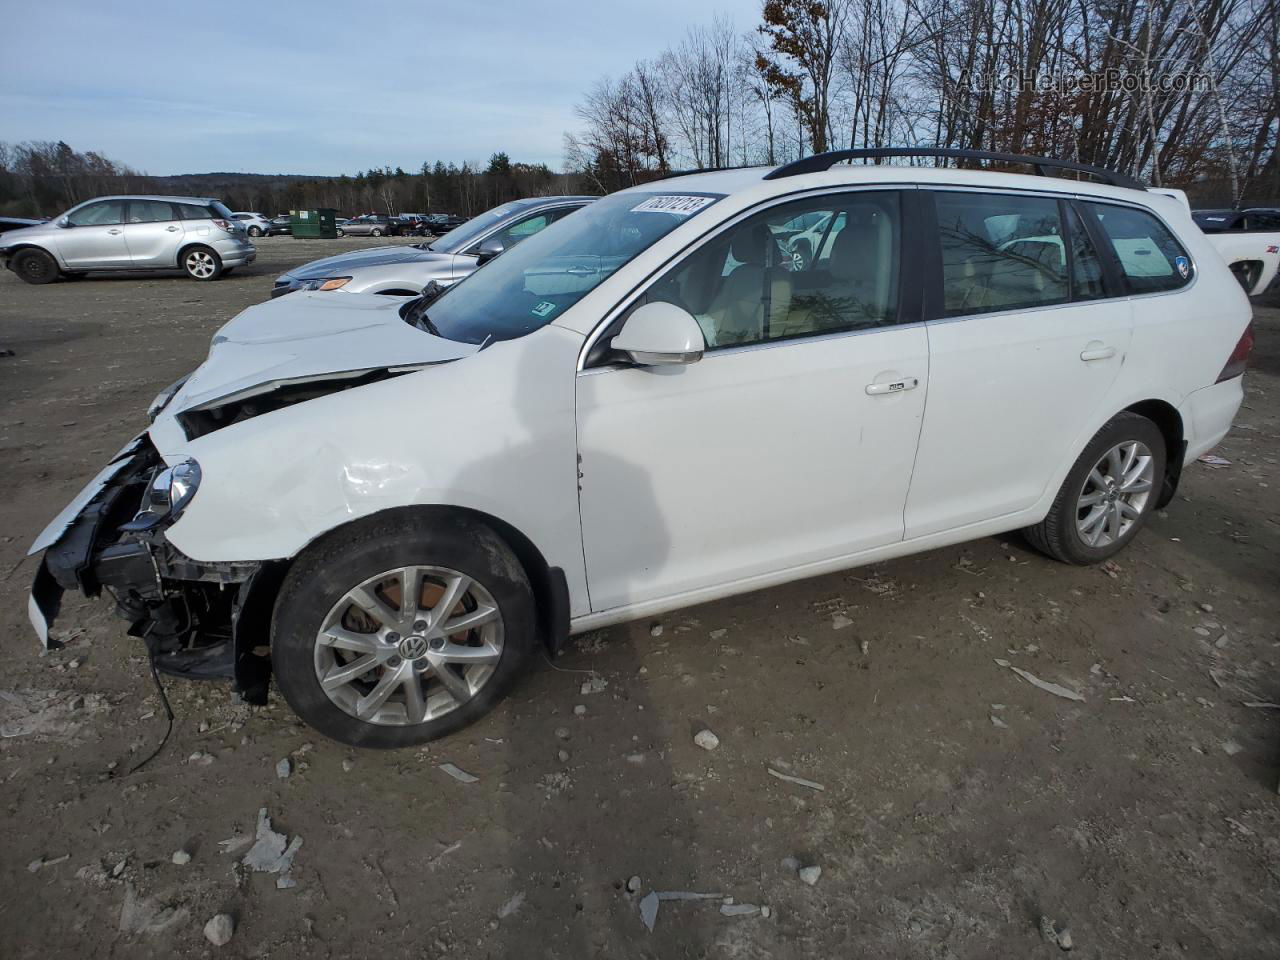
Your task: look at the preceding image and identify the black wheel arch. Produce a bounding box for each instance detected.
[1123,399,1185,508]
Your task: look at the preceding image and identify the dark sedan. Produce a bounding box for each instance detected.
[268,215,292,236]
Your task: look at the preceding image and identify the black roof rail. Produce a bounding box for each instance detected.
[763,147,1146,191]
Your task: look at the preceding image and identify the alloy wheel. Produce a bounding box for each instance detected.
[313,565,504,726]
[1075,440,1154,548]
[185,250,217,279]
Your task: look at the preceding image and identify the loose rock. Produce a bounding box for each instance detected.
[798,865,822,886]
[171,850,191,865]
[204,913,235,947]
[276,758,292,780]
[649,623,664,637]
[626,875,642,894]
[693,729,720,751]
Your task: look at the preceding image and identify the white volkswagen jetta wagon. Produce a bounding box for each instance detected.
[28,149,1254,748]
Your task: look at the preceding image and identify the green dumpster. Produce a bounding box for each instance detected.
[290,208,338,239]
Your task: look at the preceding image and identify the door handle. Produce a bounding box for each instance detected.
[166,225,180,232]
[1080,345,1116,361]
[865,377,919,396]
[107,228,122,235]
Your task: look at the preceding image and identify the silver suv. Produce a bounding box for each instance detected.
[272,196,593,297]
[0,195,257,284]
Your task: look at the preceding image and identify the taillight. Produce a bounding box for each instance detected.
[212,218,236,233]
[1217,321,1255,382]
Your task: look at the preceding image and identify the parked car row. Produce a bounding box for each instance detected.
[20,149,1259,753]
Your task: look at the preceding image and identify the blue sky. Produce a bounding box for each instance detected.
[0,0,762,176]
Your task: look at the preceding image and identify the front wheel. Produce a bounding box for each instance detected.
[370,228,383,237]
[271,512,537,748]
[248,226,263,237]
[182,246,223,280]
[336,228,345,238]
[12,248,60,284]
[1024,412,1166,564]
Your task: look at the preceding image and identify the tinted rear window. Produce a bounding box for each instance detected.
[1087,203,1192,294]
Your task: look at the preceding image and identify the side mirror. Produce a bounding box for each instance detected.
[476,237,505,264]
[58,217,72,228]
[611,301,704,366]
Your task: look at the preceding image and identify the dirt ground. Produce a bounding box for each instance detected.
[1,236,1278,959]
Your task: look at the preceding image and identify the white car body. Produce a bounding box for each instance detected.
[28,156,1253,744]
[231,212,273,237]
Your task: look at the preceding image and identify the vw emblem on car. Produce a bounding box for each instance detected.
[398,635,430,660]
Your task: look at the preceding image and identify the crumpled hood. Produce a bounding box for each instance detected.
[284,244,449,280]
[159,292,478,420]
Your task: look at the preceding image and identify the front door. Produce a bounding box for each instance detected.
[904,189,1133,539]
[123,199,183,267]
[576,189,929,613]
[54,199,130,268]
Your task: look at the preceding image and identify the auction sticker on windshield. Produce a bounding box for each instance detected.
[631,195,717,216]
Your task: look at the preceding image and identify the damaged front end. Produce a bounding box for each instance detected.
[29,435,277,702]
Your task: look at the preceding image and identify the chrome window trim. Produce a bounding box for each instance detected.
[576,183,915,372]
[578,318,929,376]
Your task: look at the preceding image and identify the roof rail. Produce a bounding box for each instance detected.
[763,147,1146,191]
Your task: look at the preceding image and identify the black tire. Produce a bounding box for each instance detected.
[12,248,60,284]
[248,226,263,237]
[370,228,383,237]
[1024,412,1166,565]
[181,245,223,281]
[336,228,345,238]
[271,511,537,748]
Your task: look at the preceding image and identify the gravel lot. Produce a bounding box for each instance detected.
[1,236,1278,958]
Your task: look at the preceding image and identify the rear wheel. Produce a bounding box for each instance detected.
[371,228,383,237]
[336,228,345,238]
[248,226,263,237]
[12,248,60,284]
[271,512,537,748]
[182,246,223,281]
[1024,412,1165,564]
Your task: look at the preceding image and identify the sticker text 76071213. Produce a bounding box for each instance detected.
[631,195,716,216]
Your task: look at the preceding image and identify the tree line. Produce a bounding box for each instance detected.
[0,144,583,219]
[564,0,1280,206]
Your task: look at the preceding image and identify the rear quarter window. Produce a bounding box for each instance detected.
[1087,203,1192,294]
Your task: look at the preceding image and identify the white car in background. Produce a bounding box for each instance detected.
[28,148,1254,748]
[231,212,273,237]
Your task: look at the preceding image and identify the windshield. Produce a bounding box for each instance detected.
[426,203,524,254]
[407,190,723,344]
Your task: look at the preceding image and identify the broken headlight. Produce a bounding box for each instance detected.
[148,375,190,421]
[122,458,202,532]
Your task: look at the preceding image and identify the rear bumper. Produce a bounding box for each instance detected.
[1179,376,1245,464]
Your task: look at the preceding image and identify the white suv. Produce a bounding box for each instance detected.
[27,149,1253,748]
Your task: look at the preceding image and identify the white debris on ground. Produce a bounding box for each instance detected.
[498,891,525,919]
[639,890,727,932]
[767,767,825,791]
[438,762,479,784]
[27,854,70,872]
[649,623,664,637]
[275,757,292,780]
[241,808,302,889]
[831,614,854,630]
[995,660,1086,702]
[693,729,720,751]
[580,674,608,696]
[170,850,191,865]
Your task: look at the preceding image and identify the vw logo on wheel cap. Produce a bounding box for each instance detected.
[399,635,429,660]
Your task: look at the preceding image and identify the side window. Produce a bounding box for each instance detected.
[127,200,176,223]
[648,191,901,349]
[935,192,1068,316]
[1086,202,1191,294]
[67,201,125,227]
[1065,204,1105,300]
[496,213,551,246]
[175,203,214,221]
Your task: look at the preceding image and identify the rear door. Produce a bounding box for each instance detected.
[54,200,130,268]
[123,199,183,266]
[904,189,1132,539]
